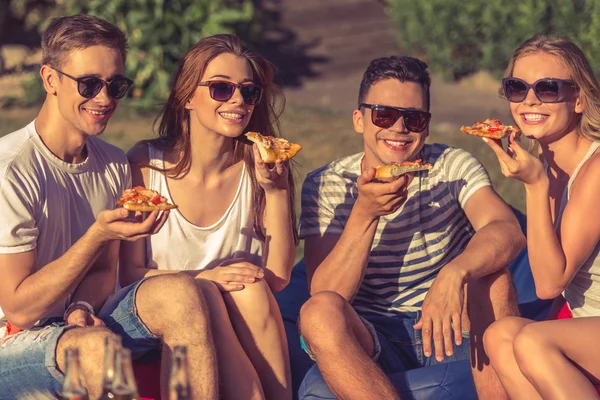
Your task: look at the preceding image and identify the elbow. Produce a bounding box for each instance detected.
[535,286,565,300]
[5,311,37,331]
[267,276,290,293]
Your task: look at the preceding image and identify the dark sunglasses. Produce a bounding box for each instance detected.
[54,68,133,99]
[502,77,576,103]
[198,80,263,105]
[360,103,431,132]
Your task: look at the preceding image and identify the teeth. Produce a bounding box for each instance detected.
[85,109,107,115]
[523,113,547,121]
[385,140,408,146]
[220,112,244,120]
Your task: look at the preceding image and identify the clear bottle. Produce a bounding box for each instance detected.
[99,335,121,400]
[60,347,89,400]
[112,347,140,400]
[169,346,190,400]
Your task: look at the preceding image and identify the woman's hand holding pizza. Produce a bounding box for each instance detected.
[253,144,290,193]
[198,260,265,292]
[483,133,548,187]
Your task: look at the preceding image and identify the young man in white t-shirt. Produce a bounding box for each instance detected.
[0,15,217,399]
[298,56,526,399]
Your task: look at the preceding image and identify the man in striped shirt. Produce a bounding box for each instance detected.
[298,56,526,399]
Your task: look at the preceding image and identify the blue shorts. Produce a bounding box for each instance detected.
[301,311,470,375]
[98,278,162,358]
[0,318,76,399]
[0,279,161,398]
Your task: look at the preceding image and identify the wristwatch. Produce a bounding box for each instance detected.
[63,301,95,321]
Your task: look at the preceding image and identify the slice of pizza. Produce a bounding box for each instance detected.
[245,131,302,163]
[460,118,521,140]
[117,186,178,211]
[374,159,433,179]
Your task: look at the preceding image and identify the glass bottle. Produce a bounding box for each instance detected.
[99,335,121,400]
[169,345,190,400]
[112,347,140,400]
[60,347,89,400]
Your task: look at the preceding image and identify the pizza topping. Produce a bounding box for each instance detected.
[245,131,302,163]
[117,187,177,210]
[460,118,521,140]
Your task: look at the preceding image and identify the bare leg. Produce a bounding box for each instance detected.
[198,279,264,400]
[223,279,291,400]
[469,268,520,400]
[56,327,118,399]
[298,291,400,400]
[513,318,600,400]
[484,317,542,400]
[135,274,218,400]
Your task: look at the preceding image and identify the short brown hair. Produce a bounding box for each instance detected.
[41,14,128,68]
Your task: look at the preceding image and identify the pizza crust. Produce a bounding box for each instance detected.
[123,203,178,212]
[374,161,433,179]
[245,131,302,163]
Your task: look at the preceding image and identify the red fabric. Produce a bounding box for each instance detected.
[552,303,600,394]
[133,361,161,400]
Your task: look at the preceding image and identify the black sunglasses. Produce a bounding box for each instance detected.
[360,103,431,132]
[198,80,263,105]
[54,68,133,100]
[502,77,576,103]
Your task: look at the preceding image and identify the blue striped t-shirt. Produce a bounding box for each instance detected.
[299,143,492,317]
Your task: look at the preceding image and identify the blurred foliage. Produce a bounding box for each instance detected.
[62,0,256,106]
[2,0,258,107]
[387,0,600,80]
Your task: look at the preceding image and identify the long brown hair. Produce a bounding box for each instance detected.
[144,34,298,244]
[501,35,600,142]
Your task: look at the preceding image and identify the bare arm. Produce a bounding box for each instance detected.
[262,189,296,292]
[0,209,163,330]
[0,226,109,329]
[526,156,600,298]
[440,186,526,283]
[306,168,409,301]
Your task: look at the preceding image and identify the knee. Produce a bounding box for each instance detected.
[299,291,347,341]
[483,317,519,364]
[58,327,116,374]
[225,279,275,320]
[141,274,206,317]
[513,324,547,376]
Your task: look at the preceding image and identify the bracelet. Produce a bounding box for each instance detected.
[64,301,95,321]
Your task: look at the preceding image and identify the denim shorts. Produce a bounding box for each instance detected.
[301,310,470,375]
[0,317,77,399]
[98,278,162,359]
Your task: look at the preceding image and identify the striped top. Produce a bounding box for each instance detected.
[299,144,491,316]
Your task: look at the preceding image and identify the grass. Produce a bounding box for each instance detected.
[0,102,525,261]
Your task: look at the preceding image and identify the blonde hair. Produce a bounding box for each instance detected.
[501,35,600,142]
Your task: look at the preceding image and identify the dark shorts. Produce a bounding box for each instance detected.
[302,310,470,375]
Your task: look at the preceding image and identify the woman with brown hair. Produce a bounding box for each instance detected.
[483,35,600,399]
[120,34,296,399]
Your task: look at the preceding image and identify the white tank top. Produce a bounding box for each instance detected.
[555,141,600,317]
[144,145,263,271]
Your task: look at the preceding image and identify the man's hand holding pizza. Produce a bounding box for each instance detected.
[353,167,410,221]
[92,207,170,243]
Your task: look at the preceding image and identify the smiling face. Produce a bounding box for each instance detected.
[354,78,429,169]
[509,52,583,144]
[185,52,256,138]
[51,45,124,137]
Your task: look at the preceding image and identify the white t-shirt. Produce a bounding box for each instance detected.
[0,121,131,330]
[144,145,263,271]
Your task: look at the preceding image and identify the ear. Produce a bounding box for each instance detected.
[575,94,584,114]
[353,109,365,134]
[39,65,57,95]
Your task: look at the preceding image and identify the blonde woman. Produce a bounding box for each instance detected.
[483,35,600,399]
